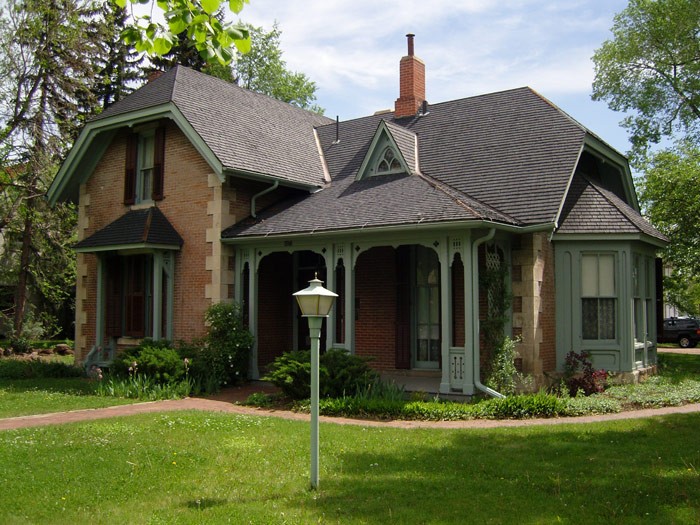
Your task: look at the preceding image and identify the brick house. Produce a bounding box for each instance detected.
[48,35,666,395]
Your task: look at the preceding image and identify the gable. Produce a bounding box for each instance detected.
[49,66,334,205]
[356,120,418,180]
[556,172,667,246]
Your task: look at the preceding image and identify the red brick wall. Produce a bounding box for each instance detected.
[76,122,274,358]
[257,252,294,368]
[355,247,397,369]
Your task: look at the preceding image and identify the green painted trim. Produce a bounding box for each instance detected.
[583,134,639,211]
[225,168,319,191]
[553,232,667,248]
[48,103,225,205]
[222,220,555,246]
[74,243,182,253]
[356,120,412,181]
[554,143,585,230]
[554,240,660,374]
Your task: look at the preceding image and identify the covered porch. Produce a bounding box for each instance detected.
[229,229,506,396]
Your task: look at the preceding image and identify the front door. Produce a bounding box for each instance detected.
[414,246,440,369]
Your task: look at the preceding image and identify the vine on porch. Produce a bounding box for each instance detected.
[479,244,519,394]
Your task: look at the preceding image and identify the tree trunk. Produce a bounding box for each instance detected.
[13,201,34,337]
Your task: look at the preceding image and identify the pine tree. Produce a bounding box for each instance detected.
[0,0,99,337]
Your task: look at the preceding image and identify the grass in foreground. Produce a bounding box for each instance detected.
[0,379,135,418]
[0,410,698,524]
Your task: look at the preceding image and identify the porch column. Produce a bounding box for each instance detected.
[164,253,174,341]
[346,244,356,354]
[248,250,260,379]
[463,232,475,394]
[323,248,335,352]
[438,239,452,394]
[152,252,163,341]
[95,255,105,350]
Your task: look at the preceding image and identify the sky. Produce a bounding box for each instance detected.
[235,0,632,154]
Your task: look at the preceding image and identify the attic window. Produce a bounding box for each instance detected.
[376,147,402,174]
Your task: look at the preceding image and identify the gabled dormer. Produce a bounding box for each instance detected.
[356,120,419,180]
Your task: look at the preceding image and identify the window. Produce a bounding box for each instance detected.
[375,147,402,174]
[137,130,155,203]
[105,253,173,341]
[415,246,440,368]
[581,254,616,340]
[124,125,165,204]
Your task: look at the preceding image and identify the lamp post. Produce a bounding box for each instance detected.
[293,275,337,490]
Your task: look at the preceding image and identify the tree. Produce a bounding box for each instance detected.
[232,23,322,112]
[0,0,98,338]
[149,22,322,111]
[115,0,251,65]
[92,2,144,110]
[638,141,700,314]
[592,0,700,162]
[148,9,236,82]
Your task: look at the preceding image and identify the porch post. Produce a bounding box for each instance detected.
[152,252,163,341]
[439,239,451,394]
[95,255,105,350]
[165,253,174,341]
[248,250,260,379]
[346,244,355,354]
[463,231,475,394]
[323,248,335,352]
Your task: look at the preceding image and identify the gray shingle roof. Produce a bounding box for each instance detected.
[74,207,183,250]
[384,121,418,173]
[225,88,607,238]
[557,174,667,242]
[95,66,333,187]
[222,170,515,238]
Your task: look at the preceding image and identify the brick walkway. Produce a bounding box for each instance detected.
[2,381,700,431]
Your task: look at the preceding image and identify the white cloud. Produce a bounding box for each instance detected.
[234,0,632,151]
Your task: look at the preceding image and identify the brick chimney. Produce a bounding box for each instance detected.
[394,34,425,118]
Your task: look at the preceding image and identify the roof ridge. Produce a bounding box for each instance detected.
[415,171,519,225]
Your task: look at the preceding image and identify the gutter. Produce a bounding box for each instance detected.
[222,220,556,245]
[471,228,505,399]
[251,180,279,218]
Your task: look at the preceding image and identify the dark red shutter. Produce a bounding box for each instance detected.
[105,257,123,338]
[124,256,146,338]
[152,126,165,201]
[124,133,138,205]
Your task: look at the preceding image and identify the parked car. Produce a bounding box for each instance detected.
[659,317,700,348]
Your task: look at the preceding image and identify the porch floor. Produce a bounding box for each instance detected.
[381,370,470,400]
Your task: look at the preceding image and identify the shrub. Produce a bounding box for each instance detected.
[95,372,192,400]
[263,350,311,400]
[204,302,254,386]
[563,351,607,396]
[112,339,185,385]
[9,337,32,355]
[0,358,83,379]
[485,336,531,395]
[264,348,378,400]
[321,348,379,398]
[475,392,566,419]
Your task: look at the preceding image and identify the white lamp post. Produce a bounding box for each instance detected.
[293,274,337,490]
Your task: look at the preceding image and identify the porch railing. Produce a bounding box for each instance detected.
[449,346,466,391]
[83,342,116,372]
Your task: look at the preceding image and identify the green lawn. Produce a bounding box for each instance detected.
[0,410,698,524]
[0,379,135,418]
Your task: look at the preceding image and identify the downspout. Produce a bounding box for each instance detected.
[251,180,279,218]
[472,228,506,398]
